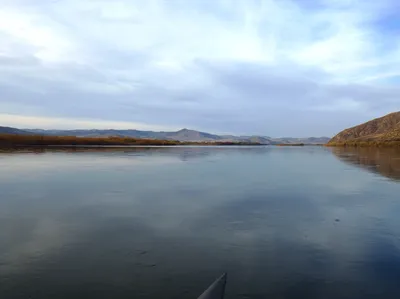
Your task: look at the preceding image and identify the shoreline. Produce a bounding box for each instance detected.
[0,144,329,153]
[326,141,400,147]
[0,134,263,148]
[0,144,267,153]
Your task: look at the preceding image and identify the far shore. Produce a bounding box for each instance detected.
[326,141,400,147]
[0,134,264,148]
[0,144,330,154]
[0,134,332,149]
[2,133,400,150]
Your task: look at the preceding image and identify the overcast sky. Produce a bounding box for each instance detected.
[0,0,399,137]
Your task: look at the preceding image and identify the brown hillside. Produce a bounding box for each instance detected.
[328,111,400,145]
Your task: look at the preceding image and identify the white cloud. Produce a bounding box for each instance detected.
[1,0,389,75]
[0,113,180,131]
[310,98,364,112]
[0,8,78,63]
[0,0,399,135]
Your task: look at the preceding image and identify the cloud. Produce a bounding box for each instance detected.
[0,113,180,131]
[0,0,399,136]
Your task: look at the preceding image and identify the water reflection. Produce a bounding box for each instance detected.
[332,147,400,181]
[1,146,271,162]
[1,147,400,299]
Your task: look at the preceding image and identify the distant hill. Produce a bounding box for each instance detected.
[163,128,222,142]
[0,126,32,135]
[20,127,329,144]
[243,136,274,144]
[25,128,272,144]
[25,129,159,138]
[272,137,330,144]
[328,111,400,145]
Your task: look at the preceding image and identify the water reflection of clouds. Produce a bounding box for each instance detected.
[0,148,269,272]
[1,147,400,298]
[0,217,71,275]
[0,152,178,180]
[0,147,272,180]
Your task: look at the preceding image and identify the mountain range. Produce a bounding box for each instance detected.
[0,126,32,135]
[0,126,330,145]
[4,111,399,146]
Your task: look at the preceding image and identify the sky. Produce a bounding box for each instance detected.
[0,0,399,137]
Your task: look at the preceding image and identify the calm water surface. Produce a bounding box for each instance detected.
[1,146,400,299]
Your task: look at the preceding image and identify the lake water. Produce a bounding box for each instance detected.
[1,146,400,299]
